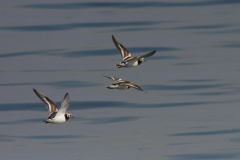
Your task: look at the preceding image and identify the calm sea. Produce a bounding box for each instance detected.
[1,1,240,160]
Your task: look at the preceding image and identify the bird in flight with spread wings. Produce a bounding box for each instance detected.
[112,35,156,68]
[33,89,73,124]
[103,75,147,93]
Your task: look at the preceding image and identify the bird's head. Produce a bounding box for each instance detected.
[139,58,146,62]
[66,113,73,118]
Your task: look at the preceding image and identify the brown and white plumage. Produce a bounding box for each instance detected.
[33,89,58,116]
[103,75,147,93]
[112,35,134,62]
[112,35,156,68]
[33,89,73,124]
[103,75,124,83]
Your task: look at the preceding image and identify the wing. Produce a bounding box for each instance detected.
[139,50,156,59]
[47,112,57,119]
[112,35,133,61]
[56,93,70,117]
[33,89,58,115]
[103,75,123,83]
[123,56,137,63]
[123,82,147,93]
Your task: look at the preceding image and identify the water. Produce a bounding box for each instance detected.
[1,0,240,159]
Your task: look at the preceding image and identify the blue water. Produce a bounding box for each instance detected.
[1,1,240,160]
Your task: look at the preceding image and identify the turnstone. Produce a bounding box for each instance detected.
[103,75,147,93]
[112,35,156,68]
[33,89,73,124]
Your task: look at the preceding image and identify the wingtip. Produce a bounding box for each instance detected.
[33,88,39,95]
[64,93,69,99]
[103,75,110,79]
[151,50,156,54]
[112,35,116,41]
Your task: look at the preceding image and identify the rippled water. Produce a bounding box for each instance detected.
[1,1,240,160]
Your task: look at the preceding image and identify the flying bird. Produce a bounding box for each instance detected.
[112,35,156,68]
[103,75,147,93]
[33,89,73,124]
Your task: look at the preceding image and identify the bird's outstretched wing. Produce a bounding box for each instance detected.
[56,93,70,117]
[121,82,147,93]
[103,75,124,83]
[33,89,58,115]
[139,50,156,59]
[112,35,133,61]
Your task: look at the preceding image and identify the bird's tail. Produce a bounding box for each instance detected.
[116,64,124,68]
[42,120,50,123]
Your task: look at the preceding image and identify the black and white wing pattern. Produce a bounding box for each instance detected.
[47,112,57,119]
[33,89,58,116]
[103,75,124,83]
[139,50,156,59]
[112,35,134,62]
[119,81,147,93]
[56,93,70,117]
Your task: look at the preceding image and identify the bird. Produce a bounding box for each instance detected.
[112,35,156,68]
[33,89,73,124]
[103,75,147,93]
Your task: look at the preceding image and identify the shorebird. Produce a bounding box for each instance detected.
[33,89,73,124]
[112,35,156,68]
[103,75,147,93]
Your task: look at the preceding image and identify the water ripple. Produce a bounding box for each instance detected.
[0,47,179,58]
[86,116,140,124]
[169,128,240,136]
[0,134,84,141]
[144,84,224,91]
[221,43,240,48]
[170,24,231,30]
[0,101,214,112]
[0,118,43,125]
[0,49,61,58]
[61,47,179,58]
[0,81,101,88]
[0,21,160,32]
[168,153,240,160]
[21,1,240,9]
